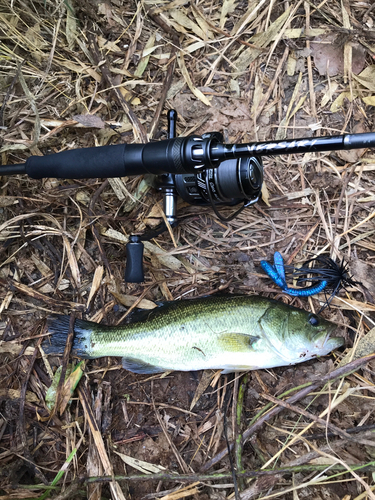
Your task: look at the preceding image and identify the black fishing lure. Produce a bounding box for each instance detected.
[261,252,360,311]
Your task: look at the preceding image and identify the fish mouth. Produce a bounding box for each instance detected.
[322,326,345,352]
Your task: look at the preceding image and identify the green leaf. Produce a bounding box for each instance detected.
[45,361,85,412]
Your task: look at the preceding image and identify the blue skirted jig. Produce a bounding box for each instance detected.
[261,252,359,309]
[261,252,327,297]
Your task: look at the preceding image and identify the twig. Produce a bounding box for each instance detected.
[17,62,41,149]
[147,11,180,139]
[47,460,375,486]
[253,46,289,122]
[18,331,48,485]
[201,353,375,471]
[0,62,23,127]
[148,49,177,139]
[78,384,127,500]
[87,30,147,143]
[54,313,75,415]
[45,479,84,500]
[88,179,112,277]
[334,161,357,235]
[301,423,375,442]
[151,381,190,474]
[235,373,249,491]
[261,393,375,447]
[222,376,239,500]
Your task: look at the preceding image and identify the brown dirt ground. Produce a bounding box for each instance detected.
[1,0,375,499]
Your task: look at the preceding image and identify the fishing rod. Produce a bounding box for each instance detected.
[2,110,375,282]
[2,121,374,179]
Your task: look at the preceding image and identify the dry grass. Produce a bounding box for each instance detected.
[1,0,375,499]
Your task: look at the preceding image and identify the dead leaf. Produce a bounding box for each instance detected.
[110,292,157,310]
[177,52,211,107]
[108,178,133,201]
[310,34,366,76]
[24,23,46,51]
[330,90,359,113]
[0,341,35,356]
[76,190,91,206]
[287,52,297,76]
[0,196,18,207]
[144,203,164,228]
[339,326,375,367]
[190,370,215,410]
[123,176,154,212]
[0,388,39,403]
[159,483,201,500]
[353,65,375,92]
[261,181,270,207]
[169,9,206,40]
[134,33,156,77]
[321,81,339,107]
[185,41,205,54]
[66,5,77,51]
[58,361,85,414]
[97,2,116,27]
[231,0,266,36]
[144,241,182,271]
[220,0,237,29]
[86,266,104,309]
[336,123,367,162]
[45,363,85,414]
[114,451,167,473]
[97,35,121,52]
[350,259,375,298]
[232,45,264,74]
[73,114,106,128]
[251,6,291,48]
[284,28,326,39]
[58,59,101,82]
[362,95,375,106]
[0,144,28,153]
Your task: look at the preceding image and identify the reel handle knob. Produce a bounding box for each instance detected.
[125,235,144,283]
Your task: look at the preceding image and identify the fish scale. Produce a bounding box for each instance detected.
[44,295,344,374]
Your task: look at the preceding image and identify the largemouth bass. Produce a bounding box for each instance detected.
[43,295,344,374]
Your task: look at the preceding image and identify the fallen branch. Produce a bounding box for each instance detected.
[201,353,375,471]
[23,460,375,490]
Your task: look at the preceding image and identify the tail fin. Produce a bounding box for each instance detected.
[43,315,96,359]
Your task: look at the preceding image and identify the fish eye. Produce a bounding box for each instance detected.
[308,314,320,327]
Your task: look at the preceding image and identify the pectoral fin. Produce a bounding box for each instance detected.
[218,333,260,352]
[122,357,165,374]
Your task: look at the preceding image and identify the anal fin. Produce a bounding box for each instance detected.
[122,357,165,374]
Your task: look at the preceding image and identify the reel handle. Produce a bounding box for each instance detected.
[124,235,145,284]
[124,110,179,283]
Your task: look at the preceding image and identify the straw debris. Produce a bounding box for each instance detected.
[1,0,375,499]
